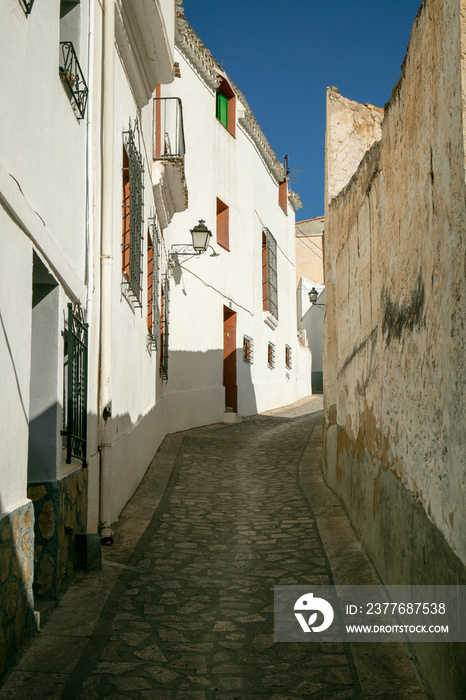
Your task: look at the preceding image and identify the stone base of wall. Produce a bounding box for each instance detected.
[323,423,466,700]
[0,502,35,677]
[27,466,88,600]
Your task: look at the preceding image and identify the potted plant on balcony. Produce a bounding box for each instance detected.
[60,67,77,96]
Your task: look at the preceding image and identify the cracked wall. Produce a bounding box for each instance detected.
[323,1,466,697]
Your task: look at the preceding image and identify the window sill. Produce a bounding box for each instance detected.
[216,118,236,138]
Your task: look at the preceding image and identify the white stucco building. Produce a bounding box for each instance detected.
[0,0,95,670]
[157,13,311,419]
[0,0,311,673]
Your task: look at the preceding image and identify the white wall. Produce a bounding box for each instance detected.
[0,1,90,515]
[159,44,312,420]
[0,211,33,518]
[0,1,89,286]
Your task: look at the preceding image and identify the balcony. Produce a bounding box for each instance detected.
[152,97,188,228]
[59,41,88,120]
[115,0,175,108]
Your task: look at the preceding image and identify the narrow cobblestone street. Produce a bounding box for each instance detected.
[0,398,426,699]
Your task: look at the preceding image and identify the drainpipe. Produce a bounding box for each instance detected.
[85,0,94,317]
[99,0,115,541]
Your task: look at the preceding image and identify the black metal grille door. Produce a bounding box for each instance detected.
[63,303,88,465]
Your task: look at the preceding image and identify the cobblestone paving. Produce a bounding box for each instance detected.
[62,412,363,699]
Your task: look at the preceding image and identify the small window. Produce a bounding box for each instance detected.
[243,335,253,364]
[279,180,288,214]
[267,342,275,369]
[262,228,278,319]
[217,92,228,129]
[217,198,229,251]
[285,345,292,370]
[216,77,236,137]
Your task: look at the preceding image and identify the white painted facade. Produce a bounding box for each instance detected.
[89,8,312,527]
[1,3,312,646]
[86,0,180,530]
[0,0,90,520]
[158,14,312,421]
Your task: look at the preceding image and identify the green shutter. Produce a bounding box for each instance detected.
[217,92,229,129]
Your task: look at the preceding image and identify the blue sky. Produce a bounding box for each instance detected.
[183,0,422,220]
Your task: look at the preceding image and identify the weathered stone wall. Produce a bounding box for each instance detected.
[28,466,88,600]
[323,0,466,697]
[0,503,35,676]
[325,87,384,205]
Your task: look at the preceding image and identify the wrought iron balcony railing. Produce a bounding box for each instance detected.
[19,0,35,13]
[153,97,186,160]
[59,41,89,120]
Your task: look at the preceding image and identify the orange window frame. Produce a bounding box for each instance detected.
[217,198,230,251]
[279,180,288,214]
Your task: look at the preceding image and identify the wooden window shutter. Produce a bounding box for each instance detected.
[217,92,229,129]
[279,180,287,213]
[217,198,229,251]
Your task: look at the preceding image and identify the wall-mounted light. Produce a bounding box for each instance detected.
[309,287,325,308]
[190,220,211,252]
[169,220,219,264]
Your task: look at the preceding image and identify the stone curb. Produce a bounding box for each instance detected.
[299,422,428,700]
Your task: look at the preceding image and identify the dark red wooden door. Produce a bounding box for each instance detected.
[223,306,237,412]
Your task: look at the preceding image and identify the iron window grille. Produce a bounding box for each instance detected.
[267,342,275,370]
[285,344,292,370]
[243,335,253,364]
[147,216,161,349]
[61,303,88,466]
[122,122,144,305]
[19,0,35,13]
[262,227,278,319]
[59,41,89,120]
[160,273,170,380]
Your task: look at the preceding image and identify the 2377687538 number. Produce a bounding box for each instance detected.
[366,602,446,615]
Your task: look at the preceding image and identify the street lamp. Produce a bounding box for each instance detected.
[190,220,212,253]
[169,220,218,264]
[308,286,325,309]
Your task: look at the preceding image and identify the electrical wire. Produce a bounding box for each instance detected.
[177,263,254,316]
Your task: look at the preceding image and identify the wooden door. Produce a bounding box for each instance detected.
[223,306,237,412]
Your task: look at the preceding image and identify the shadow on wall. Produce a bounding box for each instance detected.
[94,344,262,526]
[0,339,262,677]
[157,347,258,422]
